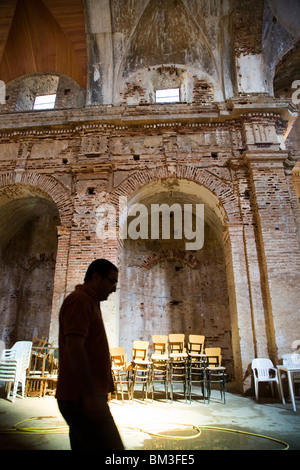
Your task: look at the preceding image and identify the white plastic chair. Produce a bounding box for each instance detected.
[0,341,32,402]
[251,358,281,401]
[0,340,5,358]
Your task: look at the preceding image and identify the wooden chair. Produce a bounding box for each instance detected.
[26,336,55,397]
[131,341,152,401]
[110,347,132,402]
[168,334,188,402]
[205,347,226,404]
[151,335,169,401]
[188,335,207,402]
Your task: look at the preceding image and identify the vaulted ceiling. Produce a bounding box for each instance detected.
[0,0,87,87]
[0,0,299,95]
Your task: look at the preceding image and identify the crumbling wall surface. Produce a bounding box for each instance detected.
[0,184,59,345]
[2,74,85,113]
[0,1,299,393]
[0,100,298,391]
[0,171,72,346]
[86,0,236,104]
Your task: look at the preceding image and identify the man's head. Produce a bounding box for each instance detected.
[84,259,118,301]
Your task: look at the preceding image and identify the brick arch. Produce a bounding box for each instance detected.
[20,253,56,271]
[0,171,73,227]
[110,165,240,225]
[140,250,202,271]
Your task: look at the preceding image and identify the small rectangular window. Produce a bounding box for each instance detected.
[155,88,180,103]
[33,94,56,110]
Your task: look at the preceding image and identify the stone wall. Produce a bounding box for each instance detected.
[0,98,299,391]
[0,0,300,393]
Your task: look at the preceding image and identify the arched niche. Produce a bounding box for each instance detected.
[3,73,85,113]
[0,183,60,346]
[117,178,234,380]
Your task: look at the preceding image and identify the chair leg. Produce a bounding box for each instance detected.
[20,379,25,399]
[276,381,282,401]
[11,380,18,403]
[165,375,168,402]
[222,374,226,404]
[207,373,211,403]
[170,377,173,402]
[207,370,226,404]
[254,380,259,401]
[6,381,12,400]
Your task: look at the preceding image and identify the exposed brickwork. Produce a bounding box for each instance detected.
[140,250,202,271]
[234,0,264,56]
[0,171,73,226]
[1,0,300,395]
[0,102,299,392]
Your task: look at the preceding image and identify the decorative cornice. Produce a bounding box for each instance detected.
[71,163,115,174]
[243,150,289,167]
[0,99,296,138]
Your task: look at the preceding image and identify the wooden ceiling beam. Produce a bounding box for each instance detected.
[0,0,87,87]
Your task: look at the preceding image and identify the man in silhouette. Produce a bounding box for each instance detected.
[56,259,124,450]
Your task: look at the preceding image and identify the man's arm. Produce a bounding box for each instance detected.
[64,334,106,416]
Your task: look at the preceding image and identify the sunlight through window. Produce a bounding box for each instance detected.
[33,94,56,110]
[155,88,180,103]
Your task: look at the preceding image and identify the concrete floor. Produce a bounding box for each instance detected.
[0,385,300,452]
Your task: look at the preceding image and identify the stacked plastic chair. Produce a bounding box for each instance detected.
[0,341,32,402]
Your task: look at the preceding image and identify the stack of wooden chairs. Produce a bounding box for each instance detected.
[110,334,226,404]
[25,334,58,398]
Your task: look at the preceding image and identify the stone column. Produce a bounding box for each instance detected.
[243,224,269,357]
[49,225,71,345]
[244,151,300,360]
[223,225,256,392]
[84,0,113,105]
[230,159,269,359]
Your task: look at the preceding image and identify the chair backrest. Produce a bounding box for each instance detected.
[169,334,185,353]
[12,341,32,367]
[1,342,32,363]
[251,358,275,378]
[152,335,168,355]
[0,342,32,382]
[0,359,18,382]
[110,347,126,367]
[12,342,32,377]
[32,334,46,346]
[205,347,222,366]
[132,341,149,361]
[188,335,205,354]
[32,335,54,358]
[282,353,300,368]
[12,341,32,354]
[1,348,16,361]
